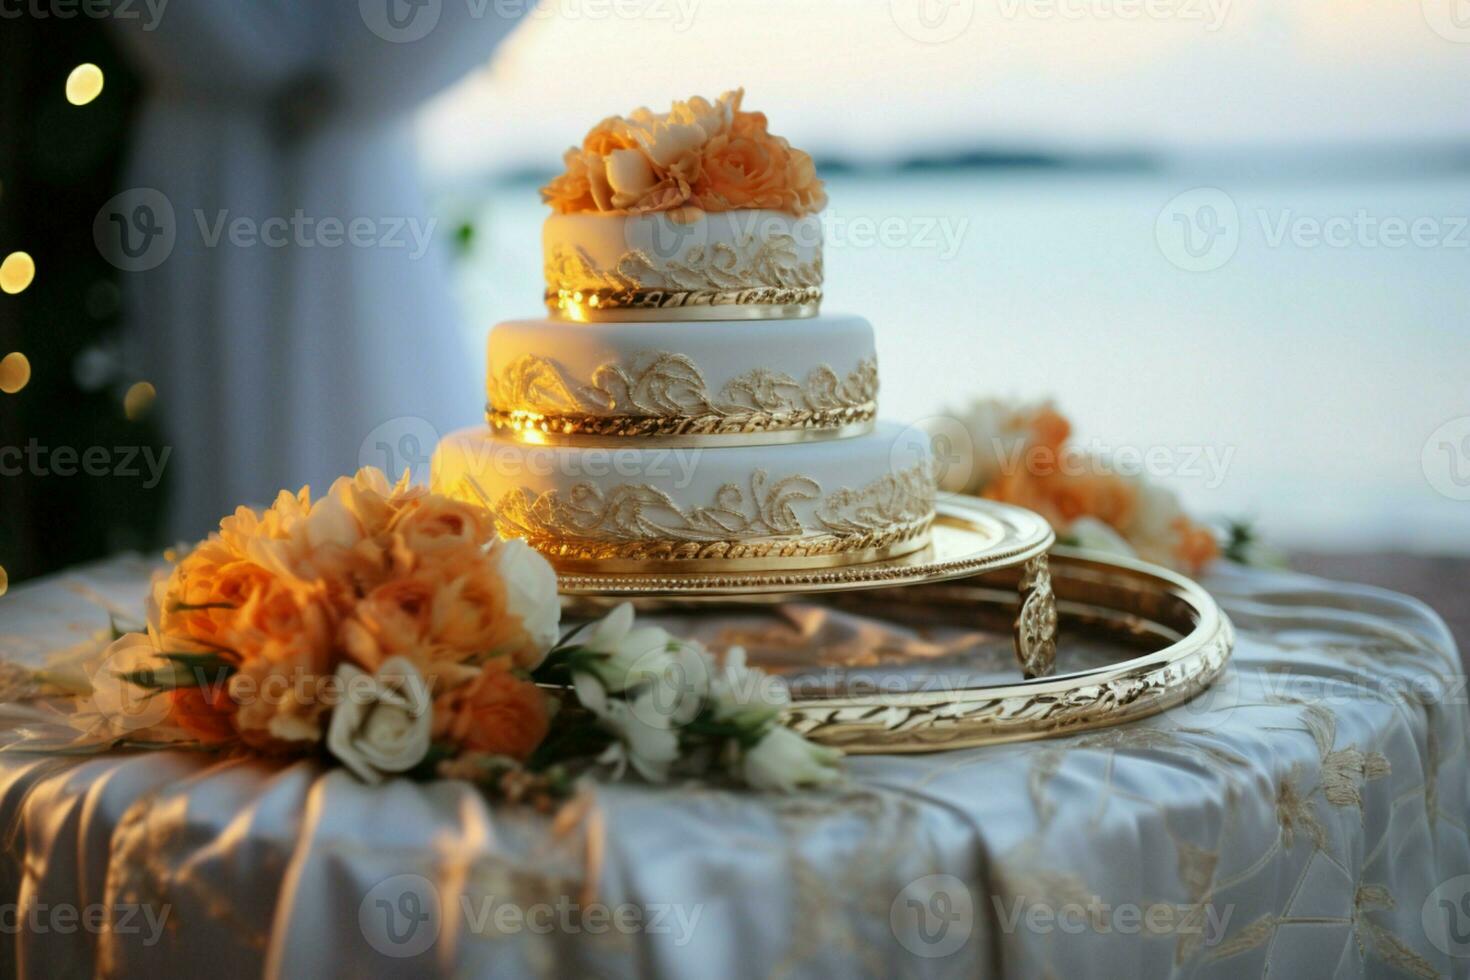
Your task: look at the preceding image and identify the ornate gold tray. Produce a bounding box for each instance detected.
[556,496,1054,596]
[558,497,1060,678]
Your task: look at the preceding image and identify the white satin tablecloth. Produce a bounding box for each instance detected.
[0,556,1467,978]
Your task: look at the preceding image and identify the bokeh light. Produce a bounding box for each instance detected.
[0,252,35,294]
[0,352,31,394]
[124,381,156,420]
[65,63,104,106]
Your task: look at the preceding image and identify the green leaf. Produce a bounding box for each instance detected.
[117,654,236,691]
[170,601,238,613]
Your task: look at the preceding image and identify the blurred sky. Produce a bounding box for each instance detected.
[419,0,1470,178]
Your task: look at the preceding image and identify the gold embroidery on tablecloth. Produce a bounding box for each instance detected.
[1353,884,1439,978]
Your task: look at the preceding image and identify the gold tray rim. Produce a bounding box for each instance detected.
[554,496,1056,597]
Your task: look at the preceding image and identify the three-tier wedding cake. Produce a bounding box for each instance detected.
[432,91,937,571]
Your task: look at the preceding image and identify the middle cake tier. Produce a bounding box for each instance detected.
[485,313,877,447]
[432,420,935,572]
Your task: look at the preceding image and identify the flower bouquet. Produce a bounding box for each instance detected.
[7,469,839,801]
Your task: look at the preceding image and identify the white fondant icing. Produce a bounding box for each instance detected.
[485,314,875,414]
[431,421,935,546]
[543,209,822,291]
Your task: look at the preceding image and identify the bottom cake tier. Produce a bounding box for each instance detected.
[432,422,937,571]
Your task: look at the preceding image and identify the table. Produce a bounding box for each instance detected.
[1,555,1467,978]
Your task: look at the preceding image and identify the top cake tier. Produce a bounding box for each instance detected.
[540,89,826,322]
[544,209,822,321]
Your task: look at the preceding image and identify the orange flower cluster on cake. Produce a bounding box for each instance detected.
[541,89,827,217]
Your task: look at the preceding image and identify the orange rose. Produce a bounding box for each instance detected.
[540,92,826,217]
[169,684,238,743]
[388,495,498,562]
[158,548,273,650]
[542,149,599,214]
[340,574,438,668]
[692,129,791,213]
[1171,517,1221,575]
[582,115,639,156]
[432,668,550,760]
[230,579,335,657]
[229,634,335,749]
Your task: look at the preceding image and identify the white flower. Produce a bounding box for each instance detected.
[582,680,681,784]
[84,632,175,736]
[739,725,842,793]
[493,538,561,669]
[326,656,431,784]
[605,147,658,202]
[932,397,1056,495]
[578,603,676,693]
[1066,516,1136,560]
[710,646,787,730]
[1117,480,1187,568]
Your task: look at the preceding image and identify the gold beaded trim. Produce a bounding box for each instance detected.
[547,287,821,321]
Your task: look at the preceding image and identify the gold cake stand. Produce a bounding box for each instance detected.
[555,497,1236,750]
[557,496,1062,679]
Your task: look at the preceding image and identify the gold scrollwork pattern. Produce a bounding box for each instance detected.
[488,352,877,440]
[454,463,935,563]
[1014,555,1058,679]
[544,234,822,318]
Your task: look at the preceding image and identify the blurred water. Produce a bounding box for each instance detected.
[449,169,1470,553]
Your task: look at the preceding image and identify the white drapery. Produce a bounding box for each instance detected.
[108,2,522,538]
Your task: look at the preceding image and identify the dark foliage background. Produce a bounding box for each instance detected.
[0,16,164,585]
